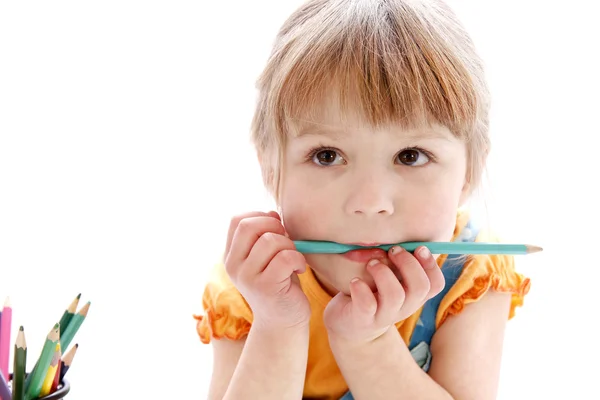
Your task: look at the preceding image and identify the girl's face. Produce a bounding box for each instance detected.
[279,100,470,295]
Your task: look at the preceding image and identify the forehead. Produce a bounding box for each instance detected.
[287,93,455,141]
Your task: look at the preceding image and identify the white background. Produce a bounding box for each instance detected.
[0,1,598,399]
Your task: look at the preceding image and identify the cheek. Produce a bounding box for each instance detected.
[402,176,465,240]
[279,179,335,240]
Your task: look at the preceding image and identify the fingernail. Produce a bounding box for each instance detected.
[367,259,379,267]
[390,245,403,254]
[419,246,431,258]
[350,277,360,283]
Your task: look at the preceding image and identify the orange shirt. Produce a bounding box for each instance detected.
[194,211,530,399]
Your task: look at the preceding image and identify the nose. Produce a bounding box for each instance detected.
[343,172,395,216]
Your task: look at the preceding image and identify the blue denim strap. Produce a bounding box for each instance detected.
[408,219,479,349]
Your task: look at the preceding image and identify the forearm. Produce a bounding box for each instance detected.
[223,323,309,400]
[329,328,453,400]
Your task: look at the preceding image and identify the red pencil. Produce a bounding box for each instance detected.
[50,359,62,393]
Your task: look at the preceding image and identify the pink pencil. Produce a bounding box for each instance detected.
[0,297,11,381]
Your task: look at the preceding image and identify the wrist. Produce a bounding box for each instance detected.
[327,325,392,348]
[328,325,396,352]
[250,319,310,341]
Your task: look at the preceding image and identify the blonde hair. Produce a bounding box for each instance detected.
[251,0,491,202]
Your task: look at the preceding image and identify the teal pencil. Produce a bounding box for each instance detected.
[60,302,90,351]
[293,240,543,255]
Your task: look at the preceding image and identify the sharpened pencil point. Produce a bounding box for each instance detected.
[76,293,81,299]
[16,326,26,348]
[77,301,91,316]
[526,245,543,253]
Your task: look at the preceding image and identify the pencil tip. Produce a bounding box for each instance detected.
[4,296,10,307]
[19,326,24,331]
[526,245,543,253]
[76,293,81,299]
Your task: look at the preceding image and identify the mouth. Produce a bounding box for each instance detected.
[342,247,388,263]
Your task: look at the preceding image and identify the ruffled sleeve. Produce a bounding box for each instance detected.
[436,229,531,328]
[193,262,254,344]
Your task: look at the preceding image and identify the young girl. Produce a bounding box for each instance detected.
[194,1,531,399]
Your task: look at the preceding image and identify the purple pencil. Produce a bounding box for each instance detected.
[0,371,10,400]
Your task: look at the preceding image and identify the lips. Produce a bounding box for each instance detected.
[342,247,388,263]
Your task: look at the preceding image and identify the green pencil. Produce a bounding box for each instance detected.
[12,326,27,400]
[60,302,90,351]
[58,293,81,337]
[293,240,543,255]
[24,323,60,400]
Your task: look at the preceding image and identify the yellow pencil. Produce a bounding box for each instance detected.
[39,343,61,397]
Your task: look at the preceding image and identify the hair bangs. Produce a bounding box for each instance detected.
[263,1,483,140]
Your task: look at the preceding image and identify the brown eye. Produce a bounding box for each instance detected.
[396,148,430,166]
[313,149,343,166]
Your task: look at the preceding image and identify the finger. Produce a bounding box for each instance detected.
[225,211,280,254]
[414,246,445,300]
[366,260,405,321]
[247,233,300,277]
[225,216,285,275]
[349,277,378,320]
[388,246,431,313]
[259,249,307,293]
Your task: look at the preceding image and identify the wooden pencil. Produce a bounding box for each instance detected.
[0,296,12,381]
[59,344,78,383]
[49,360,62,393]
[12,326,27,400]
[39,343,61,397]
[58,294,81,337]
[293,240,543,255]
[60,302,90,351]
[24,323,60,400]
[0,371,11,400]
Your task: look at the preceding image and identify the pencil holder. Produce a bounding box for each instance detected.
[8,373,70,400]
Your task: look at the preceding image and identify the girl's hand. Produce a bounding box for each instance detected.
[323,246,445,344]
[224,211,311,330]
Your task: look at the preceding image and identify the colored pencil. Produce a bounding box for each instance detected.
[0,297,12,381]
[24,323,60,400]
[0,371,11,400]
[12,326,27,400]
[39,343,61,397]
[58,294,80,337]
[293,240,543,255]
[60,302,89,351]
[59,344,78,383]
[49,360,61,393]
